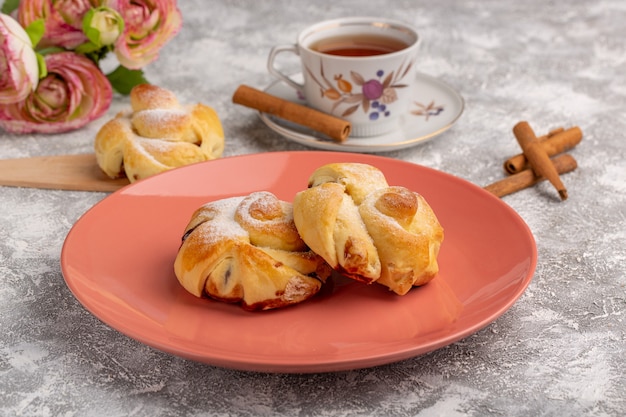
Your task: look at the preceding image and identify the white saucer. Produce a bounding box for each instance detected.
[259,72,464,153]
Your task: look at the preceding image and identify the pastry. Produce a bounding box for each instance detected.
[293,163,444,295]
[174,191,331,311]
[95,84,224,182]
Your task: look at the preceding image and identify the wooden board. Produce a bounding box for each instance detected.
[0,154,130,192]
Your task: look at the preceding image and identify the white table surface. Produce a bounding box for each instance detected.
[1,0,625,416]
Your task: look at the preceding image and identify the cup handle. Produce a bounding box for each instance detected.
[267,44,304,92]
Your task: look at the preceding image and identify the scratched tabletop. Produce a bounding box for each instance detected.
[1,1,625,416]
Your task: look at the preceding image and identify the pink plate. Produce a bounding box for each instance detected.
[61,151,536,373]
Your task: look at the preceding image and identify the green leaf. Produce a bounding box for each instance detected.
[25,19,45,47]
[82,9,102,47]
[35,52,47,79]
[1,0,20,14]
[107,66,149,95]
[74,41,103,55]
[83,26,103,47]
[36,46,66,56]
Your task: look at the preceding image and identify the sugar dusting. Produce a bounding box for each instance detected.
[134,108,188,127]
[191,197,248,245]
[236,191,295,227]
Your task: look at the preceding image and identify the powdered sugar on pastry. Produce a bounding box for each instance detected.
[94,84,224,182]
[174,192,331,311]
[293,163,444,295]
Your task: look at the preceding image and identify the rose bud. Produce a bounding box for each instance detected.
[0,13,39,104]
[82,6,124,47]
[0,51,112,134]
[113,0,182,69]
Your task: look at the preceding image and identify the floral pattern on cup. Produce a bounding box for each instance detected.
[411,101,444,121]
[305,59,414,121]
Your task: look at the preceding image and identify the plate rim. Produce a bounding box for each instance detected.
[61,151,536,373]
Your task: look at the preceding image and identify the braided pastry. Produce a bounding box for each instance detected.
[95,84,224,182]
[174,192,332,311]
[293,163,444,295]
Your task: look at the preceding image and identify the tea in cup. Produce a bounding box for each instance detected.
[268,17,420,137]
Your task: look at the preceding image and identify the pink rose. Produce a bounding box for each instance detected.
[0,51,112,134]
[112,0,182,69]
[0,13,39,104]
[18,0,98,49]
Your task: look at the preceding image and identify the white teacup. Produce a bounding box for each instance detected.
[268,17,420,137]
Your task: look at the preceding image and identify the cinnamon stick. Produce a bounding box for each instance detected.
[513,121,568,200]
[485,154,578,198]
[504,126,582,174]
[232,85,352,142]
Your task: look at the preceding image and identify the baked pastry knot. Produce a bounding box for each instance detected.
[174,191,332,311]
[293,163,444,295]
[95,84,224,182]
